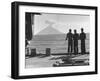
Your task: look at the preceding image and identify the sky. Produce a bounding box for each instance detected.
[32,13,90,35]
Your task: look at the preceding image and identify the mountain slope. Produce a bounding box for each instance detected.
[37,26,63,35]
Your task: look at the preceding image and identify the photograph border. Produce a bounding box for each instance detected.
[11,1,98,79]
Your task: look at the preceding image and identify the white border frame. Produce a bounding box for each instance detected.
[19,5,95,76]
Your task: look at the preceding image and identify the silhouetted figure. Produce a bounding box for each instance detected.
[66,29,73,54]
[25,39,28,47]
[73,30,79,55]
[25,39,29,56]
[80,28,86,54]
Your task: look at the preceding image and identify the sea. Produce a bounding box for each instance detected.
[28,33,89,54]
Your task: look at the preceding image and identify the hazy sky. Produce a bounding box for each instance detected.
[32,13,90,35]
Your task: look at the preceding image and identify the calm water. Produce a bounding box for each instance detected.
[28,34,89,54]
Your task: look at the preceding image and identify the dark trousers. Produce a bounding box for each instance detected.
[74,40,78,55]
[68,41,73,53]
[81,40,86,54]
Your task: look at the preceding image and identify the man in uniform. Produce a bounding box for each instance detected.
[66,29,73,54]
[73,30,79,55]
[80,28,86,54]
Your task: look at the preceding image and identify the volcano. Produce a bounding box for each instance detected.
[37,26,63,35]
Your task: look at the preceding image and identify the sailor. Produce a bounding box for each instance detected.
[66,29,73,54]
[80,28,86,54]
[73,30,79,55]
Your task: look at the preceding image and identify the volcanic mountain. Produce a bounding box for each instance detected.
[37,26,63,35]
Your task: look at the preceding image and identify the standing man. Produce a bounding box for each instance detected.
[25,39,29,55]
[80,28,86,54]
[25,39,28,47]
[73,30,79,55]
[66,29,73,54]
